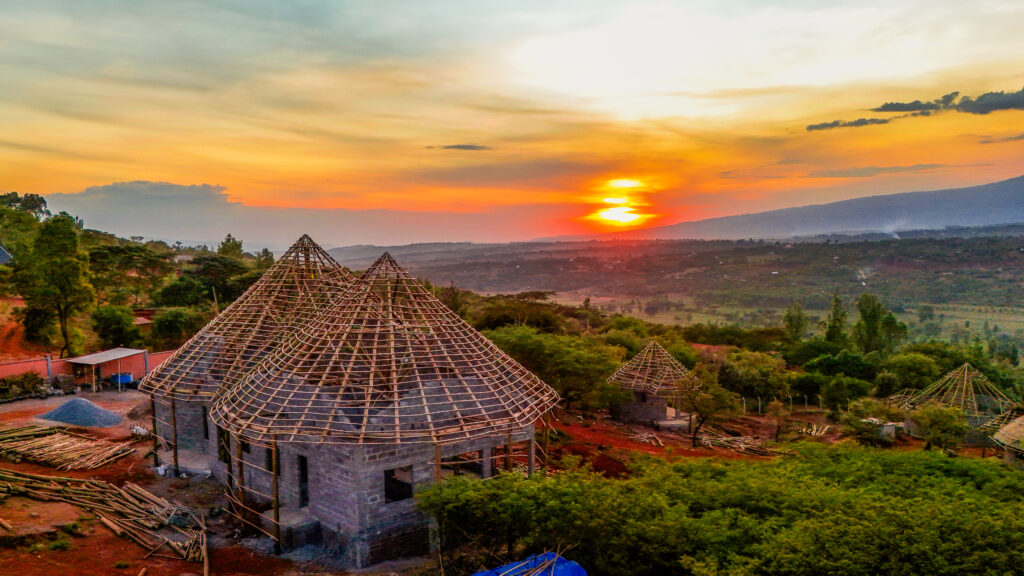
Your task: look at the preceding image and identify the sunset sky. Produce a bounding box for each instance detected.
[3,0,1024,247]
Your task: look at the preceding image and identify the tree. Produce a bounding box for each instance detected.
[719,350,789,399]
[910,404,969,451]
[766,399,790,441]
[186,254,248,304]
[679,376,738,446]
[13,214,94,357]
[782,301,808,341]
[155,275,208,307]
[917,305,935,324]
[852,294,906,355]
[151,308,207,348]
[255,247,275,270]
[880,353,941,392]
[92,305,142,348]
[823,294,848,345]
[0,192,50,219]
[820,375,872,418]
[217,233,244,259]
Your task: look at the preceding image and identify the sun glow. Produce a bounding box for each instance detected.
[596,206,643,224]
[607,178,644,189]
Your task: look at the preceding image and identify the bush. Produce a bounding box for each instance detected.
[910,404,969,451]
[92,305,142,348]
[0,371,45,400]
[150,307,207,348]
[419,445,1024,576]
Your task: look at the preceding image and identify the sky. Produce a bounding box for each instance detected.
[3,0,1024,248]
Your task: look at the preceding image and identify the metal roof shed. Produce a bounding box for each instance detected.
[68,348,147,392]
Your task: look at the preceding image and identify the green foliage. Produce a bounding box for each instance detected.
[156,275,208,307]
[601,329,643,356]
[788,371,829,399]
[879,352,941,392]
[782,301,807,341]
[151,307,208,348]
[824,294,848,345]
[254,247,275,270]
[820,375,872,417]
[910,404,969,451]
[804,349,876,381]
[13,214,94,357]
[216,233,244,259]
[783,337,843,366]
[185,254,249,302]
[719,350,789,399]
[438,282,470,318]
[89,243,173,305]
[419,445,1024,576]
[475,296,566,333]
[852,294,907,355]
[91,305,142,348]
[680,377,739,445]
[0,371,45,400]
[681,323,788,352]
[484,325,625,410]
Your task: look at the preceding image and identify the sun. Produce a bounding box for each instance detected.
[596,206,643,224]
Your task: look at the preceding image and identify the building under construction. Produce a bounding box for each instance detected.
[608,341,698,423]
[140,240,559,567]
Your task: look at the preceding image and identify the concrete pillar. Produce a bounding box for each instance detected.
[481,448,493,478]
[45,355,52,383]
[528,440,536,475]
[143,350,150,374]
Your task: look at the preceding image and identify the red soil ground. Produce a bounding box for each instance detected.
[0,297,49,362]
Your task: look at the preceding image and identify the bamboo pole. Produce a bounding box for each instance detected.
[149,399,159,467]
[272,440,281,554]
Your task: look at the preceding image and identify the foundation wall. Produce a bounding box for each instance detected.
[618,392,668,424]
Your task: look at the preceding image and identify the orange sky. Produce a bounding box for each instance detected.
[2,1,1024,245]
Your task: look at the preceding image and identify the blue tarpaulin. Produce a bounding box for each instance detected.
[472,552,587,576]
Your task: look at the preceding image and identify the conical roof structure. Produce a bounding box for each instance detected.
[139,235,354,402]
[992,414,1024,455]
[608,341,699,398]
[895,363,1016,425]
[210,253,560,446]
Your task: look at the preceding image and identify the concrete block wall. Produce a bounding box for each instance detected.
[617,392,668,424]
[153,399,211,451]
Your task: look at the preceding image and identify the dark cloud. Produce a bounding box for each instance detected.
[806,118,890,131]
[979,133,1024,144]
[807,164,945,178]
[425,144,494,150]
[810,86,1024,132]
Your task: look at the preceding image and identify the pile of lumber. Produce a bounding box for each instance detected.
[629,431,665,447]
[0,467,206,565]
[698,428,773,456]
[0,425,135,470]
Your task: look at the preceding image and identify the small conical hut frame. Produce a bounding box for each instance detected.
[609,341,699,424]
[896,363,1016,427]
[211,252,560,446]
[609,341,699,399]
[140,234,354,402]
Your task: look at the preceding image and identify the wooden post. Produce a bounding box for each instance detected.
[505,433,513,471]
[433,444,442,483]
[235,437,246,510]
[528,439,536,475]
[272,441,281,554]
[169,396,179,476]
[542,419,551,478]
[150,398,159,467]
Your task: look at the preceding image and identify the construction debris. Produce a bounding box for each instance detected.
[797,423,831,437]
[628,431,664,447]
[0,425,135,470]
[698,428,773,456]
[0,467,206,564]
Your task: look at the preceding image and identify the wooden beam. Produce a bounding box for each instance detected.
[169,395,179,476]
[149,398,159,468]
[272,441,281,554]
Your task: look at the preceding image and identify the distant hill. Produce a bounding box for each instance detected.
[546,175,1024,241]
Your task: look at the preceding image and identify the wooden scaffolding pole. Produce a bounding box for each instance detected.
[505,433,513,471]
[235,439,246,511]
[542,414,551,477]
[150,398,159,467]
[272,441,281,554]
[433,444,442,483]
[169,395,179,476]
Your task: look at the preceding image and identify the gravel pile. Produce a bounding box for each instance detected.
[39,398,123,428]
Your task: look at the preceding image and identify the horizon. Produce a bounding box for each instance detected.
[4,1,1024,247]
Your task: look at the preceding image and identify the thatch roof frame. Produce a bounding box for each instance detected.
[893,363,1016,422]
[608,341,699,398]
[139,234,354,402]
[210,252,560,446]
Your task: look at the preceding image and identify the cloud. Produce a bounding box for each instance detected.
[46,181,587,248]
[425,144,494,150]
[979,133,1024,144]
[815,86,1024,131]
[807,164,946,178]
[806,118,890,131]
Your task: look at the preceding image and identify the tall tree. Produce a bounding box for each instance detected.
[14,214,94,357]
[852,294,906,355]
[823,294,848,345]
[782,301,807,341]
[217,233,244,259]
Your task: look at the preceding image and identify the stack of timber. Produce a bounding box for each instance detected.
[0,467,206,564]
[698,428,773,456]
[0,425,135,470]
